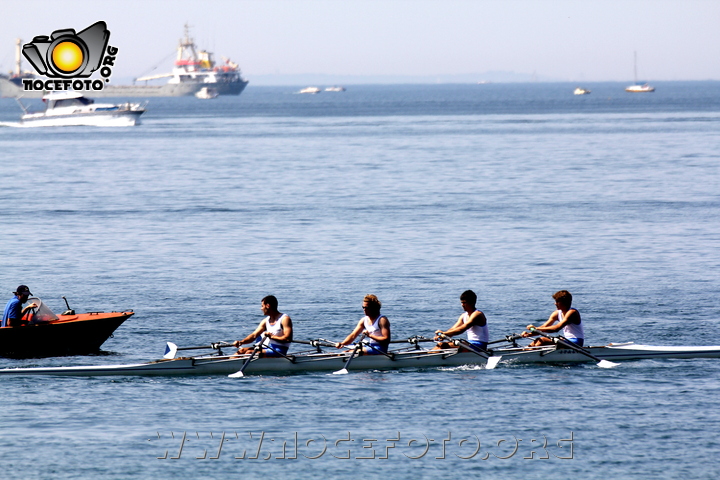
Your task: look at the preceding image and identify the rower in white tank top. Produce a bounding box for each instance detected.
[561,309,584,343]
[434,290,490,351]
[336,294,390,355]
[261,314,291,349]
[464,310,489,346]
[233,296,293,357]
[363,315,390,353]
[522,291,584,347]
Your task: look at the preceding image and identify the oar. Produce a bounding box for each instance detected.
[403,335,435,350]
[528,328,619,368]
[164,342,234,359]
[363,342,395,360]
[294,339,337,348]
[332,334,366,375]
[228,343,264,378]
[435,333,502,369]
[291,339,329,353]
[488,333,525,346]
[263,343,296,362]
[389,336,434,344]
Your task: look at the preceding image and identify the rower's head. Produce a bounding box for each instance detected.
[362,294,382,317]
[261,295,279,314]
[552,290,573,309]
[460,290,477,311]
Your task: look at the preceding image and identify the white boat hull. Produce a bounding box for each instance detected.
[498,343,720,364]
[20,111,144,127]
[625,84,655,93]
[1,343,719,376]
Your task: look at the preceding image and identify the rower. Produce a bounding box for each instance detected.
[434,290,489,351]
[523,290,584,347]
[233,296,293,357]
[2,285,38,328]
[336,294,391,354]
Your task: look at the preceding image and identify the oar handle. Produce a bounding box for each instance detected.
[488,333,525,345]
[435,332,456,343]
[527,327,567,344]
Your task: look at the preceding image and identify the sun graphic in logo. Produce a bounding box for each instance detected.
[51,41,84,73]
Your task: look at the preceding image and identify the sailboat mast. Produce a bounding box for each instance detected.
[633,51,638,84]
[15,38,22,76]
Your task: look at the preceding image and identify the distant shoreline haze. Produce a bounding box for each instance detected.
[112,74,718,86]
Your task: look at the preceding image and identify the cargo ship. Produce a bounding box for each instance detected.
[0,26,248,98]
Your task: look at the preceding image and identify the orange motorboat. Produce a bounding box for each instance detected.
[0,297,133,358]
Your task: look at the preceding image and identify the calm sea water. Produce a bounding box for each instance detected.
[0,82,719,479]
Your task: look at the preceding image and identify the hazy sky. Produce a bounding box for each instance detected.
[1,0,719,82]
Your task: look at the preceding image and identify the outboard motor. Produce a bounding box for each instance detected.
[62,296,75,315]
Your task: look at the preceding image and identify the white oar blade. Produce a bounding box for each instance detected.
[485,356,502,370]
[163,342,178,359]
[332,368,349,375]
[228,371,245,378]
[597,360,619,369]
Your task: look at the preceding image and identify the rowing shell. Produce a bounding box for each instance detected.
[0,342,719,376]
[497,342,720,364]
[0,349,491,376]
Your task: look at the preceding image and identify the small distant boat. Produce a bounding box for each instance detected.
[195,87,219,99]
[324,86,346,92]
[573,87,591,95]
[298,86,321,94]
[625,51,655,93]
[17,91,146,127]
[625,83,655,93]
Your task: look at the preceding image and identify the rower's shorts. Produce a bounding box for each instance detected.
[263,345,289,357]
[468,341,488,350]
[565,338,584,347]
[363,344,388,355]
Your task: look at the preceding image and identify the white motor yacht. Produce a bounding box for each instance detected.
[18,91,146,127]
[298,87,321,94]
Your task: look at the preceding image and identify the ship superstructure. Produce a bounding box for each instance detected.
[134,24,247,96]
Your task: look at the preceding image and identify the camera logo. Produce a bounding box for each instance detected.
[22,21,119,92]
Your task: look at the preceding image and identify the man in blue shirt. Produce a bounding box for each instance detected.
[2,285,38,328]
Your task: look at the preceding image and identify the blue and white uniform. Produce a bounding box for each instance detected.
[464,310,489,350]
[258,314,290,356]
[560,309,584,347]
[362,315,389,354]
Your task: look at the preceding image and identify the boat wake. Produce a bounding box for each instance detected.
[439,364,484,372]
